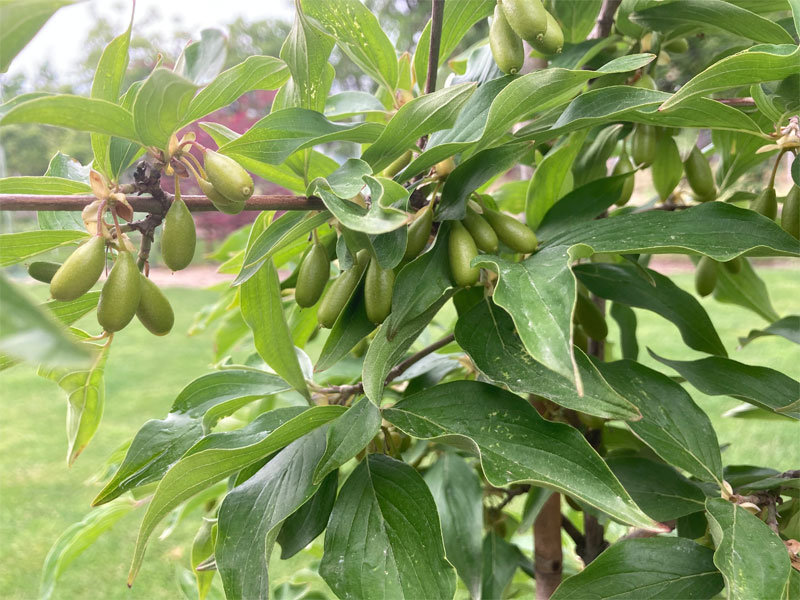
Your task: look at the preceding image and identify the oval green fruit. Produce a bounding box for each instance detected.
[161,198,196,271]
[664,38,689,53]
[612,153,635,206]
[781,185,799,239]
[750,188,777,220]
[631,124,657,167]
[448,221,480,287]
[634,73,657,90]
[684,146,716,202]
[531,11,563,55]
[365,259,395,324]
[490,5,524,74]
[483,209,538,253]
[204,150,254,204]
[28,261,62,284]
[575,292,608,341]
[198,177,242,215]
[382,150,412,179]
[404,204,433,261]
[694,256,718,297]
[722,256,742,274]
[97,250,142,332]
[351,337,369,358]
[317,250,369,329]
[499,0,548,44]
[462,207,499,253]
[50,236,106,301]
[136,274,174,336]
[295,242,330,308]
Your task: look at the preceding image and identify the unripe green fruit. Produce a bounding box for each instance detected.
[365,259,395,324]
[664,38,689,53]
[204,150,253,206]
[722,257,742,274]
[136,274,174,336]
[198,177,243,215]
[382,151,412,178]
[750,188,777,220]
[448,221,480,287]
[612,153,635,206]
[781,185,799,239]
[28,261,62,284]
[295,242,330,308]
[435,157,455,178]
[50,236,106,301]
[404,204,433,261]
[97,251,142,332]
[531,11,563,55]
[695,256,718,297]
[462,208,499,253]
[483,209,538,253]
[351,337,369,358]
[634,74,656,90]
[631,125,657,167]
[317,250,369,328]
[490,5,524,74]
[498,0,548,45]
[684,146,716,202]
[161,198,196,271]
[575,292,608,341]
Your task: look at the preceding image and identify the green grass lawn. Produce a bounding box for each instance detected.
[0,269,798,599]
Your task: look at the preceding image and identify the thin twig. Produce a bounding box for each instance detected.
[419,0,446,151]
[716,97,756,107]
[561,515,585,548]
[589,0,622,39]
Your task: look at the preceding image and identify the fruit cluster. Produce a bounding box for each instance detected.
[490,0,564,75]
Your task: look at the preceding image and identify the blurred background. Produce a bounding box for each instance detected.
[0,2,798,599]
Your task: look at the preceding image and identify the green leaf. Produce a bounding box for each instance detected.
[455,299,640,420]
[631,0,795,44]
[424,452,483,599]
[38,338,109,464]
[597,360,724,484]
[219,107,382,165]
[553,0,603,43]
[574,263,727,356]
[481,532,529,600]
[706,497,792,600]
[712,257,780,322]
[550,537,724,600]
[182,56,289,125]
[0,94,138,141]
[362,83,476,173]
[0,0,76,73]
[216,428,327,600]
[413,0,495,89]
[313,397,382,485]
[280,0,335,112]
[0,274,92,370]
[526,130,588,229]
[39,501,136,600]
[132,68,198,150]
[303,0,398,95]
[438,141,530,221]
[174,28,227,86]
[738,316,800,347]
[607,456,707,522]
[127,405,345,585]
[277,469,338,559]
[320,454,457,600]
[0,176,90,195]
[314,172,409,234]
[650,351,800,420]
[37,152,92,230]
[384,381,659,529]
[93,369,290,506]
[241,260,310,400]
[90,17,131,177]
[362,293,452,404]
[315,290,375,372]
[661,45,800,112]
[324,91,386,120]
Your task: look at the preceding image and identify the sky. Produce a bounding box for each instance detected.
[5,0,294,80]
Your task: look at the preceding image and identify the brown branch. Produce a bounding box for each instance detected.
[418,0,446,151]
[716,97,756,107]
[0,193,325,212]
[589,0,622,40]
[534,493,563,600]
[561,514,585,548]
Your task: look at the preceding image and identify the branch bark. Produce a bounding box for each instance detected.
[0,194,326,212]
[589,0,622,39]
[534,493,563,600]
